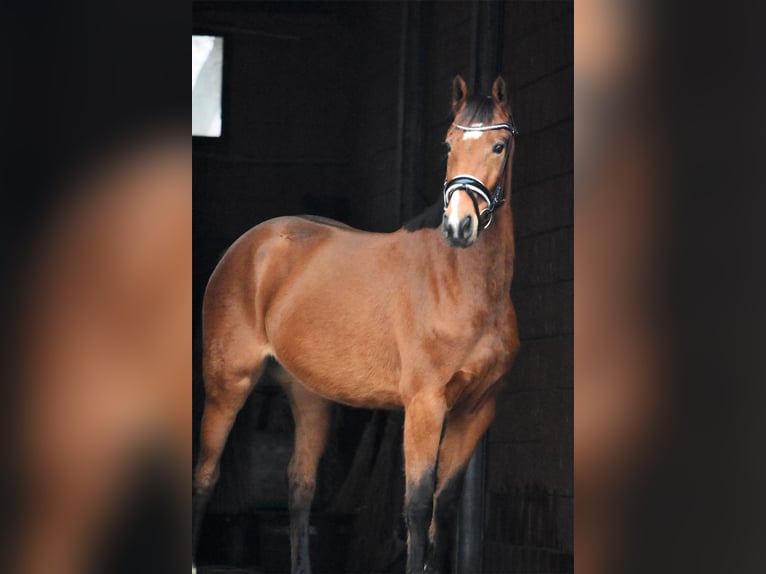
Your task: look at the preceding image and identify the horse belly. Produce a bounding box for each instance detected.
[267,290,403,409]
[255,225,405,409]
[272,339,402,409]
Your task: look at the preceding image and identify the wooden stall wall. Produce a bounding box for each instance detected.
[192,1,573,572]
[483,3,574,572]
[345,2,404,232]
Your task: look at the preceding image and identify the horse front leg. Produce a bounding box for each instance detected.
[426,398,496,574]
[403,389,448,574]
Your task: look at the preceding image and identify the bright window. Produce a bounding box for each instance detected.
[192,35,223,137]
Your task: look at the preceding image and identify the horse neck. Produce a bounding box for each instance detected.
[480,154,516,294]
[468,199,515,294]
[427,199,514,306]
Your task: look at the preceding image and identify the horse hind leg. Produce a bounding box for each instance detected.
[274,367,332,574]
[192,344,269,573]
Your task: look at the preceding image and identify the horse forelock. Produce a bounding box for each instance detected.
[456,96,497,126]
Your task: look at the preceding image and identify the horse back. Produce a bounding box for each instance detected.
[203,216,355,328]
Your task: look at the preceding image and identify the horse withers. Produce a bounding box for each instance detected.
[192,75,519,574]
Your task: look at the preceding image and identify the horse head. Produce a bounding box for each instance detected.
[442,75,517,248]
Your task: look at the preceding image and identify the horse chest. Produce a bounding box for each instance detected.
[425,293,513,348]
[438,329,514,411]
[416,297,515,383]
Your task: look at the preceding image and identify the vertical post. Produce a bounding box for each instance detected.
[394,1,408,229]
[474,0,503,94]
[456,435,487,574]
[457,2,503,572]
[396,0,429,225]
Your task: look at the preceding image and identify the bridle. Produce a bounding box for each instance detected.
[443,116,518,230]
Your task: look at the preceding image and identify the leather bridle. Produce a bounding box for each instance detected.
[443,117,518,230]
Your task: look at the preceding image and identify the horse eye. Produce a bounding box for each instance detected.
[445,142,452,152]
[492,143,505,154]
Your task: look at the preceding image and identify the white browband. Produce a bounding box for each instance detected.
[452,122,516,134]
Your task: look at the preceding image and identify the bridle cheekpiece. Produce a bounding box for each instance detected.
[443,116,518,230]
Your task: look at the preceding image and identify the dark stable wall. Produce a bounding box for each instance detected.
[483,4,574,572]
[192,1,572,572]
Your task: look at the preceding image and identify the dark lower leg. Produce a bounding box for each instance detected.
[192,396,246,571]
[288,478,315,574]
[191,485,213,569]
[424,399,496,574]
[426,467,467,574]
[406,465,437,574]
[284,382,331,574]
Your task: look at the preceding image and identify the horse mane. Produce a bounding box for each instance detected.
[456,96,495,125]
[402,198,443,232]
[297,214,353,229]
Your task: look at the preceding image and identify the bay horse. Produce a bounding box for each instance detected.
[192,75,520,574]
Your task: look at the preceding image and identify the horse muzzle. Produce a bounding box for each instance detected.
[442,212,478,248]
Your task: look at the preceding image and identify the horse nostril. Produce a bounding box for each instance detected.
[459,215,472,238]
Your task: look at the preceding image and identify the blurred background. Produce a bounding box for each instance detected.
[5,0,766,573]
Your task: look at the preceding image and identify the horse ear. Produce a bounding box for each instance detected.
[452,75,469,114]
[492,76,507,106]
